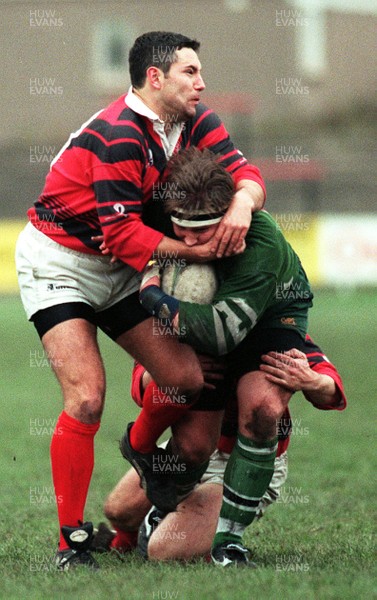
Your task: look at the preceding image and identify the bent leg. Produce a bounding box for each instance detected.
[171,409,224,466]
[149,483,223,561]
[103,468,151,552]
[214,371,292,549]
[169,410,224,503]
[104,469,151,531]
[237,371,291,442]
[117,318,204,453]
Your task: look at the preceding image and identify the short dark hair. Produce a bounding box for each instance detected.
[129,31,200,88]
[164,148,234,218]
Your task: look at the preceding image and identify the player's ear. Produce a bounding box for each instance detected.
[146,66,163,90]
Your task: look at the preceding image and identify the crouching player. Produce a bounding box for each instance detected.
[93,336,346,561]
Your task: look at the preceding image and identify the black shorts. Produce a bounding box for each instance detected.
[226,325,307,379]
[190,377,235,412]
[191,326,306,410]
[32,292,151,340]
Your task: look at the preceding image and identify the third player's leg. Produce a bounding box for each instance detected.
[104,469,150,531]
[171,409,224,465]
[148,483,223,561]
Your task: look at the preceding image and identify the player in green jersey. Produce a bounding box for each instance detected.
[138,147,313,567]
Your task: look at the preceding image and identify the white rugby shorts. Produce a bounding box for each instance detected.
[15,222,141,319]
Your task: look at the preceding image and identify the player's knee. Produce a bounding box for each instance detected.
[148,532,203,562]
[242,402,282,442]
[147,539,166,561]
[77,395,104,422]
[104,497,140,529]
[174,436,214,465]
[67,384,105,422]
[103,496,121,522]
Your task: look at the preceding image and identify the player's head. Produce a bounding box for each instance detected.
[164,147,234,245]
[129,31,200,89]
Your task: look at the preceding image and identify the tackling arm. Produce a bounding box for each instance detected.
[260,343,347,410]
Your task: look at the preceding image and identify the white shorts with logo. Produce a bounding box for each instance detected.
[15,223,141,319]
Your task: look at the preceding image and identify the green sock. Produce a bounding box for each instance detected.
[213,433,277,547]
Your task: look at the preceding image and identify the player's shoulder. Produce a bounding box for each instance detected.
[245,210,280,244]
[252,210,276,226]
[182,103,226,146]
[92,95,145,141]
[190,102,221,125]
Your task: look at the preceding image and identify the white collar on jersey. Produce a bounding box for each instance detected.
[125,86,162,122]
[125,87,184,159]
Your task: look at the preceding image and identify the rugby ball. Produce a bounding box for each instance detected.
[161,263,218,304]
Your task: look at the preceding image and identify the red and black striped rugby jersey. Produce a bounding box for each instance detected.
[27,93,265,272]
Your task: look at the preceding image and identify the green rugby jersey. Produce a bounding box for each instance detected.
[178,210,313,356]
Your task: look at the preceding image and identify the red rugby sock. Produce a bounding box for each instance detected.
[110,528,138,552]
[130,382,194,453]
[50,411,100,550]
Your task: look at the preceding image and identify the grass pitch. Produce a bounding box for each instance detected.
[0,289,376,599]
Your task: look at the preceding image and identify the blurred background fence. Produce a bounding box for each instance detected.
[1,0,376,291]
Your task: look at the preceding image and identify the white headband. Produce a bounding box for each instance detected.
[170,215,224,228]
[170,209,225,229]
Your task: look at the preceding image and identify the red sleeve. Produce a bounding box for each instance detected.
[220,150,266,196]
[101,214,163,273]
[131,362,145,408]
[191,106,266,200]
[92,150,164,272]
[304,362,347,411]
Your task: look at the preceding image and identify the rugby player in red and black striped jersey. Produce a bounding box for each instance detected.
[15,31,265,570]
